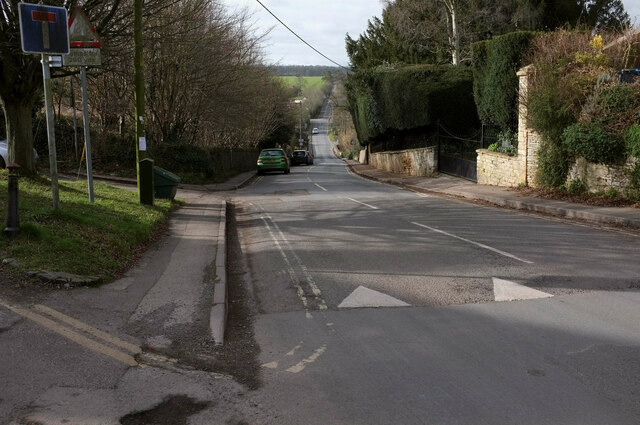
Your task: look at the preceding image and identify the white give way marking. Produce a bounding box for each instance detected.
[493,277,553,302]
[338,286,410,309]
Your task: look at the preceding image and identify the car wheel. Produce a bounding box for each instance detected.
[284,168,290,174]
[0,157,5,169]
[257,170,264,175]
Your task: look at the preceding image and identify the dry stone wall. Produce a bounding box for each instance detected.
[369,147,437,177]
[567,157,637,192]
[476,150,523,187]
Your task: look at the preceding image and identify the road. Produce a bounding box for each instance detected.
[1,110,639,424]
[231,116,640,424]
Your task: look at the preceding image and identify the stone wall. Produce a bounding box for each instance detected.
[567,157,637,193]
[358,149,367,164]
[476,150,523,187]
[369,147,437,177]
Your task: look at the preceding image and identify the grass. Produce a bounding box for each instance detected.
[279,76,324,91]
[0,170,174,282]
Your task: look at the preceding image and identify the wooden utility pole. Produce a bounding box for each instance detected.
[133,0,153,205]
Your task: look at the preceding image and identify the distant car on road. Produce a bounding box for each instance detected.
[291,150,313,166]
[257,148,290,175]
[312,127,319,134]
[0,139,38,169]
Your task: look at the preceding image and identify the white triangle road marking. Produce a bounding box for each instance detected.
[493,277,553,302]
[338,286,410,309]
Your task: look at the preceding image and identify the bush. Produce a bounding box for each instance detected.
[536,139,571,188]
[562,122,625,164]
[346,64,478,144]
[152,144,215,177]
[528,30,639,187]
[625,124,640,158]
[471,31,537,130]
[582,82,640,135]
[626,162,640,200]
[567,179,587,195]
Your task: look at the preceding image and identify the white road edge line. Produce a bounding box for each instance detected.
[346,197,379,210]
[411,222,534,264]
[315,183,328,191]
[260,215,312,318]
[264,214,328,311]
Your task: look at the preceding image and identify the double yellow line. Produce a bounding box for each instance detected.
[0,298,141,367]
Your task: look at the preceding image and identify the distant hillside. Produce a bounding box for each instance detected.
[272,65,339,77]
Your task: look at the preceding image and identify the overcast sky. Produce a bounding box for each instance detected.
[222,0,640,67]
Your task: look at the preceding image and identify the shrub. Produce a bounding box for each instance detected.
[583,82,640,134]
[528,30,639,188]
[471,31,537,130]
[626,162,640,201]
[346,64,478,144]
[536,139,571,188]
[624,124,640,158]
[604,187,619,197]
[152,144,215,177]
[567,179,587,195]
[562,122,626,164]
[487,141,517,155]
[528,64,592,143]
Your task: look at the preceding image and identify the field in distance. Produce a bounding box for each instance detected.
[279,76,324,91]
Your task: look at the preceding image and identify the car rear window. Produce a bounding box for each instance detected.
[261,150,284,156]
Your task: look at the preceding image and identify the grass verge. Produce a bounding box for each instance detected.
[0,171,174,283]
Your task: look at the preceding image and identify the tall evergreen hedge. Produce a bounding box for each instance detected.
[471,31,536,130]
[346,64,478,144]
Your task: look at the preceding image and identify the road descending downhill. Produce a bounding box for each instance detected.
[231,111,640,424]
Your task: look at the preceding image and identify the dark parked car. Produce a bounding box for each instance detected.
[291,150,313,165]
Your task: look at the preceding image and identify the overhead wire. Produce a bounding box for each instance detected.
[254,0,350,70]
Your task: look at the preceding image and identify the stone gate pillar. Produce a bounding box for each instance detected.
[516,65,541,187]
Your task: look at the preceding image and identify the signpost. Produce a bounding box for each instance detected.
[63,7,101,203]
[19,3,69,209]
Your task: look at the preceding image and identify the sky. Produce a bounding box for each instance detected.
[221,0,640,67]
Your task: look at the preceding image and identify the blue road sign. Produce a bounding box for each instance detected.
[19,3,69,54]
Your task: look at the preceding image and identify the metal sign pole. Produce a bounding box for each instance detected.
[80,66,94,202]
[41,54,60,209]
[71,76,78,160]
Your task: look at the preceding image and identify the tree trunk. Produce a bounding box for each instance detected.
[1,99,36,175]
[442,0,460,65]
[451,1,459,65]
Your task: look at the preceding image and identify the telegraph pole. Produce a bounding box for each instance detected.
[133,0,153,205]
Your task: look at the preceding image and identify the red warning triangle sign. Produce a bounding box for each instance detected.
[68,7,101,48]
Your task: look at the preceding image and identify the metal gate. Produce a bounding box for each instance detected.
[437,124,496,181]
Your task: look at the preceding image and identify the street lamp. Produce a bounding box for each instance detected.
[294,99,303,143]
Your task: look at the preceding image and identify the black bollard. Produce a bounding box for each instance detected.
[4,163,20,237]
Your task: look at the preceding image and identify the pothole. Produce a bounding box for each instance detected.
[119,395,210,425]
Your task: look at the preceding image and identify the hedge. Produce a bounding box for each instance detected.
[471,31,537,130]
[346,64,479,144]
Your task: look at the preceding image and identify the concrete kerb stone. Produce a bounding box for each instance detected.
[210,200,227,345]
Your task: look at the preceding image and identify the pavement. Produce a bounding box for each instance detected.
[89,161,639,346]
[70,170,257,346]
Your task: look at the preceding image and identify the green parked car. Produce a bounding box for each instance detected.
[257,148,290,175]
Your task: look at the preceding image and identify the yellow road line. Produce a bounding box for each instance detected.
[34,304,141,354]
[0,299,138,367]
